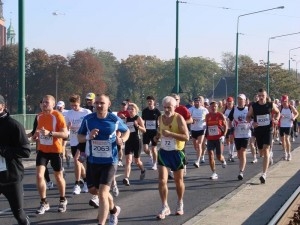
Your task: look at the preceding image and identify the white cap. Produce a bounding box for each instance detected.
[237,94,246,100]
[56,101,65,107]
[204,98,209,103]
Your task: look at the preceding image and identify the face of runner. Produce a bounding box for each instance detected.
[210,102,218,113]
[194,98,200,108]
[237,97,245,108]
[70,101,80,111]
[147,99,155,108]
[94,95,110,115]
[226,100,234,108]
[257,91,267,104]
[127,105,137,117]
[86,98,94,106]
[42,96,55,112]
[281,99,289,107]
[163,101,175,117]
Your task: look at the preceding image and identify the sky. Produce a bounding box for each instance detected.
[2,0,300,69]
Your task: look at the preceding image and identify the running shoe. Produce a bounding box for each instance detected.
[193,161,200,168]
[279,141,282,145]
[284,152,288,161]
[82,182,89,193]
[123,178,130,186]
[140,170,146,180]
[112,185,119,197]
[287,153,292,161]
[238,172,243,180]
[269,151,274,165]
[292,137,295,142]
[156,205,171,220]
[251,158,258,163]
[183,165,187,176]
[151,163,157,170]
[175,202,184,215]
[168,171,174,180]
[200,158,205,164]
[222,160,227,168]
[36,202,50,214]
[46,181,54,190]
[210,172,218,180]
[109,206,121,225]
[57,199,68,213]
[72,184,81,195]
[117,160,123,167]
[89,195,99,208]
[259,174,266,184]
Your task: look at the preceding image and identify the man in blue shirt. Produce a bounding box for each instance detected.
[78,94,129,225]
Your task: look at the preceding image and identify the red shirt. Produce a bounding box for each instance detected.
[117,110,130,121]
[175,105,191,121]
[206,112,225,140]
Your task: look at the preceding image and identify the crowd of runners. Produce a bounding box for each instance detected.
[1,88,300,225]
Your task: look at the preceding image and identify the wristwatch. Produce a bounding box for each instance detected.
[49,131,53,137]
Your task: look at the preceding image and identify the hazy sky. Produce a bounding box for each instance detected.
[3,0,300,69]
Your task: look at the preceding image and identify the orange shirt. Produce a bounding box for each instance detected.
[36,110,67,153]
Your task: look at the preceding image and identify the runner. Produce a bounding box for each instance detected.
[64,94,92,195]
[123,103,146,186]
[279,95,298,161]
[188,96,209,168]
[223,97,235,162]
[246,88,280,184]
[205,101,228,180]
[0,95,31,225]
[33,95,69,214]
[84,92,95,112]
[228,94,251,180]
[142,95,161,170]
[155,96,189,219]
[77,94,130,225]
[117,101,130,167]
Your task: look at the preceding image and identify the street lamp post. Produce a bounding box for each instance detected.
[289,47,300,72]
[267,32,300,94]
[222,77,227,98]
[212,73,216,100]
[234,6,284,101]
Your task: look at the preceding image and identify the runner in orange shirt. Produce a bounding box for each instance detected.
[33,95,68,214]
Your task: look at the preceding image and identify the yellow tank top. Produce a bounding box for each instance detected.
[297,105,300,120]
[159,113,185,151]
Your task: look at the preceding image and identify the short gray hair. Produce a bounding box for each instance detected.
[162,96,176,106]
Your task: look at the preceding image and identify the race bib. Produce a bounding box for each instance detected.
[256,114,270,126]
[39,134,53,146]
[91,140,112,158]
[235,123,250,136]
[0,155,7,172]
[146,120,156,130]
[127,122,135,132]
[161,137,176,151]
[208,125,219,136]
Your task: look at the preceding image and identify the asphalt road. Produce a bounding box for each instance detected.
[0,138,299,225]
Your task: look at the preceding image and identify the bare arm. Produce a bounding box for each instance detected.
[246,105,254,123]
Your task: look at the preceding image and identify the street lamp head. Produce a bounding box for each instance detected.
[277,6,284,9]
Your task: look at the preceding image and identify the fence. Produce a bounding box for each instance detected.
[11,114,37,131]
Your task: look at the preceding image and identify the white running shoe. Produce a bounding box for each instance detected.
[156,205,171,220]
[46,181,54,190]
[89,195,99,208]
[284,152,288,161]
[238,172,243,180]
[57,199,68,213]
[112,185,119,197]
[269,151,274,165]
[175,201,184,215]
[193,161,200,168]
[251,158,258,163]
[287,153,292,161]
[210,172,218,180]
[73,184,81,195]
[151,163,157,170]
[260,174,266,184]
[222,160,227,168]
[109,206,121,225]
[82,182,88,193]
[36,202,50,214]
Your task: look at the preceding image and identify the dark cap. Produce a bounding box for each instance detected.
[146,95,155,100]
[0,95,5,104]
[121,101,127,105]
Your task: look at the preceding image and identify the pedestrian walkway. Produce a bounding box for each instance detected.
[184,146,300,225]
